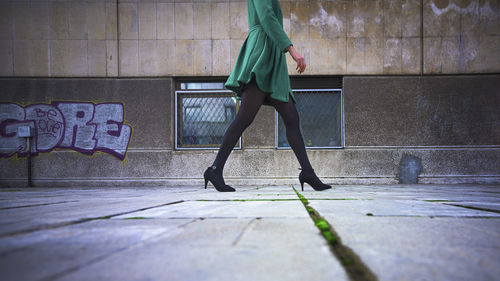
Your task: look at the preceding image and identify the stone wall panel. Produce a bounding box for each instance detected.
[175,3,193,40]
[194,3,212,40]
[138,2,157,40]
[119,3,138,40]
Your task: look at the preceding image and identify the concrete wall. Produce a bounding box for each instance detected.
[0,0,498,77]
[1,75,499,186]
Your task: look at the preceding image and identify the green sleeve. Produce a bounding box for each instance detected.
[253,0,292,53]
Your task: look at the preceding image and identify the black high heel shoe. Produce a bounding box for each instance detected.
[203,165,235,192]
[299,168,332,191]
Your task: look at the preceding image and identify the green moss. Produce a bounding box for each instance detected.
[315,220,330,231]
[306,206,315,214]
[123,217,151,220]
[341,257,353,266]
[424,200,453,202]
[322,231,337,245]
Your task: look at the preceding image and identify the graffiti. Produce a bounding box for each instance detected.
[0,102,132,161]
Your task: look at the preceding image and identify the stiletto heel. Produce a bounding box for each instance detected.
[298,168,332,191]
[203,165,235,192]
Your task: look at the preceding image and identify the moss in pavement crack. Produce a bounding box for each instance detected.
[292,186,378,281]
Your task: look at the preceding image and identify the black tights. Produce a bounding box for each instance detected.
[212,83,313,172]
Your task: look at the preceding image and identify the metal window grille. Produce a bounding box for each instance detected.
[276,89,343,149]
[175,90,241,150]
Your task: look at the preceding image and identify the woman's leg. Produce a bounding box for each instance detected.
[211,83,267,171]
[271,95,331,191]
[270,95,313,171]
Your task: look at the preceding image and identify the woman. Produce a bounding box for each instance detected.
[204,0,332,192]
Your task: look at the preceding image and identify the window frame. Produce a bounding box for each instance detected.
[275,88,344,150]
[174,89,241,150]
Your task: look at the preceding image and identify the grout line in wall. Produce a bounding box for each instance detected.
[116,0,120,77]
[66,2,70,41]
[420,0,424,75]
[155,2,158,41]
[11,2,15,75]
[382,0,385,74]
[399,0,403,75]
[191,2,194,42]
[85,2,89,76]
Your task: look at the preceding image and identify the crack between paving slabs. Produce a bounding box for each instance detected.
[232,217,261,246]
[0,200,184,238]
[0,200,80,210]
[443,203,500,214]
[292,186,378,281]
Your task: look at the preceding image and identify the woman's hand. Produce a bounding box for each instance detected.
[287,45,306,74]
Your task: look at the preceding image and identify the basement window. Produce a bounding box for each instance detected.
[276,77,343,149]
[175,81,241,150]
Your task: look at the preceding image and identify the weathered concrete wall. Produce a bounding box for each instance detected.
[1,76,499,186]
[0,0,498,77]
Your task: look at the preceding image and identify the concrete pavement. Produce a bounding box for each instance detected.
[0,184,499,281]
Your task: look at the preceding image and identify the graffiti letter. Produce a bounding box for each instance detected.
[0,103,33,157]
[55,102,97,153]
[25,104,64,153]
[93,103,132,160]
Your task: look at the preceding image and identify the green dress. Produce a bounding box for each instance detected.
[225,0,297,106]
